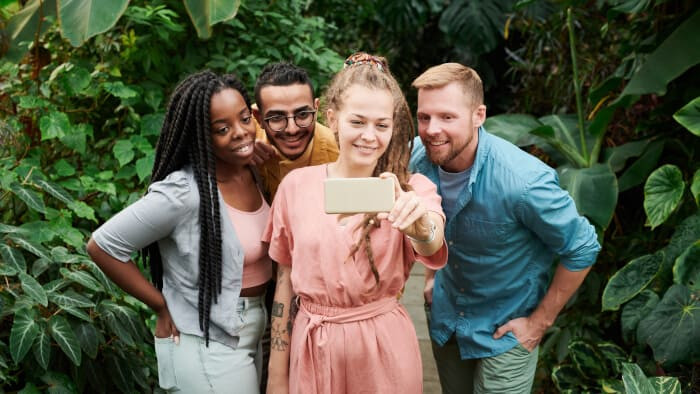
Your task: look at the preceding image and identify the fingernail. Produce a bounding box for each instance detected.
[174,335,180,345]
[388,215,394,221]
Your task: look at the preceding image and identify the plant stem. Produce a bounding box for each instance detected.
[567,8,589,166]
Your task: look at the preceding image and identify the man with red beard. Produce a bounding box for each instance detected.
[409,62,600,393]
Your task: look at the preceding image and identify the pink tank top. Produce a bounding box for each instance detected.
[226,196,273,288]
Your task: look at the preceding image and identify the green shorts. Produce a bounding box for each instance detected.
[431,335,538,394]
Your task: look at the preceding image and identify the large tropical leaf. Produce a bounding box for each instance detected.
[637,284,700,364]
[183,0,241,39]
[569,341,606,378]
[73,322,101,359]
[621,363,654,394]
[558,163,618,229]
[32,326,51,370]
[551,364,588,392]
[648,377,682,394]
[483,114,542,146]
[621,290,659,342]
[49,315,81,366]
[10,182,46,213]
[644,164,685,229]
[620,10,700,98]
[19,272,48,307]
[3,0,57,62]
[617,140,664,192]
[673,96,700,136]
[0,243,26,273]
[673,241,700,291]
[438,0,508,55]
[10,308,40,364]
[57,0,129,47]
[692,169,700,206]
[597,342,628,376]
[602,253,661,311]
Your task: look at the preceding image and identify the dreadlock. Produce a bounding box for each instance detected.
[323,53,415,287]
[141,70,252,344]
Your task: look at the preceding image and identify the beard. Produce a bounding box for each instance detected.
[423,135,471,167]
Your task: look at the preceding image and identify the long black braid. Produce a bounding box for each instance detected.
[141,70,251,344]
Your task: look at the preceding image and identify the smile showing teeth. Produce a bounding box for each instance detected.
[232,143,252,153]
[353,144,376,153]
[429,141,448,146]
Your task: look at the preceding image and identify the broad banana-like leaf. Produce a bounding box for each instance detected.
[3,0,57,62]
[644,164,685,229]
[673,241,700,291]
[637,284,700,365]
[483,114,541,146]
[183,0,241,39]
[673,96,700,137]
[558,163,618,229]
[602,253,661,311]
[57,0,129,47]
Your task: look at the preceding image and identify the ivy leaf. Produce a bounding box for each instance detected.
[10,308,40,364]
[0,243,27,272]
[68,200,96,222]
[644,165,685,229]
[49,315,82,366]
[102,81,138,99]
[53,159,76,177]
[39,111,71,141]
[59,268,104,293]
[33,326,51,370]
[33,179,74,205]
[7,234,51,260]
[112,139,134,167]
[140,113,164,136]
[19,272,48,307]
[135,153,155,182]
[10,182,46,213]
[602,253,661,311]
[59,123,90,155]
[73,322,100,359]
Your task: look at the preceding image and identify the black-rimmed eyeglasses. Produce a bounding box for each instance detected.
[263,110,316,132]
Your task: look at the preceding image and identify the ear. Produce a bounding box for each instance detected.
[472,104,487,128]
[253,106,262,124]
[313,97,320,110]
[326,108,337,131]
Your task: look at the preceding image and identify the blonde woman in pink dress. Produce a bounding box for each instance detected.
[264,53,448,394]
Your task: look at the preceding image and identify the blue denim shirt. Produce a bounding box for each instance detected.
[409,128,600,359]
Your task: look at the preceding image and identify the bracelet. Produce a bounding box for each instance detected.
[407,217,437,244]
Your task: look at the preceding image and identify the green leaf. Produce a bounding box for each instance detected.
[10,308,40,364]
[43,279,69,293]
[620,10,700,98]
[602,253,661,311]
[0,223,31,235]
[60,268,104,293]
[18,95,52,110]
[647,376,682,394]
[673,241,700,291]
[551,364,586,392]
[3,0,57,63]
[31,257,52,277]
[135,153,154,182]
[10,182,46,213]
[644,164,685,229]
[597,342,628,376]
[672,96,700,136]
[599,379,625,393]
[73,322,100,359]
[569,341,606,378]
[637,284,700,364]
[19,272,48,306]
[58,0,129,47]
[0,243,27,272]
[97,300,138,346]
[438,0,507,55]
[112,139,134,167]
[621,363,654,394]
[58,227,84,249]
[39,111,71,141]
[33,179,74,205]
[40,371,77,394]
[60,305,91,322]
[102,81,138,99]
[621,290,659,342]
[603,138,652,172]
[140,113,164,136]
[59,123,89,154]
[68,200,96,222]
[49,289,95,308]
[483,114,542,146]
[18,382,42,394]
[49,315,81,366]
[183,0,241,39]
[57,65,91,95]
[691,169,700,206]
[33,327,51,370]
[7,234,50,260]
[53,159,76,177]
[557,164,618,229]
[617,140,664,192]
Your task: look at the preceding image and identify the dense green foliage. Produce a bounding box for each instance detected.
[0,0,699,392]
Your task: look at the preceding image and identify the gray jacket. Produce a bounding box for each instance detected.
[92,165,247,348]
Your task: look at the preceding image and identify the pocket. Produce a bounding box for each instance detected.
[154,336,178,390]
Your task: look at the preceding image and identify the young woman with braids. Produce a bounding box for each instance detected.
[264,53,448,393]
[86,71,271,393]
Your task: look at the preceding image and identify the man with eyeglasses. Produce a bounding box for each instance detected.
[253,62,339,199]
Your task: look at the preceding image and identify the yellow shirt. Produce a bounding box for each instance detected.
[255,121,339,199]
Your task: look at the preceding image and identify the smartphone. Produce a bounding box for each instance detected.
[324,177,395,214]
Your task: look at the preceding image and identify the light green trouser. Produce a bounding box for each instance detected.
[154,296,266,393]
[431,335,538,394]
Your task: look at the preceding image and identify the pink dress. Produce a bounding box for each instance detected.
[263,165,448,394]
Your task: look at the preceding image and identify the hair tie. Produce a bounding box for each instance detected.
[343,52,388,72]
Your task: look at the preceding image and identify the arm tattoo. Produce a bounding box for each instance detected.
[271,301,284,318]
[276,265,285,285]
[270,321,289,351]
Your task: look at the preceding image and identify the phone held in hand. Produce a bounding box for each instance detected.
[324,177,395,214]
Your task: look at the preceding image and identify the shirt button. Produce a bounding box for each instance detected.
[448,241,454,246]
[459,312,465,317]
